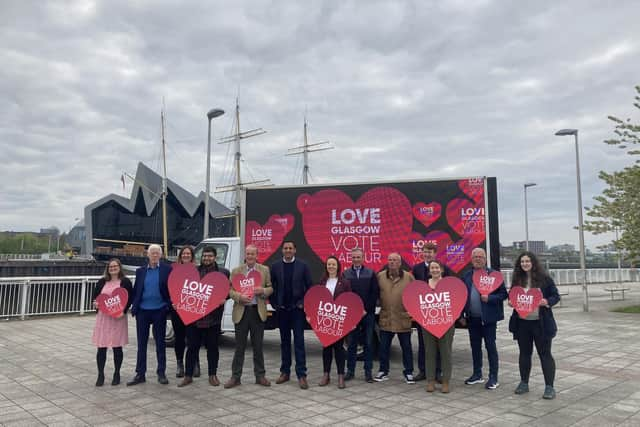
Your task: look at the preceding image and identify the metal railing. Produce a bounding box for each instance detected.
[501,268,637,287]
[0,275,134,319]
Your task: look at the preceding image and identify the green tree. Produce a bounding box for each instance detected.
[585,85,640,263]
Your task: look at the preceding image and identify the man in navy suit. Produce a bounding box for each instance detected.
[127,244,172,386]
[270,241,312,389]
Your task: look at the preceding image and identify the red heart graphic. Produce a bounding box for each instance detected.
[412,202,441,229]
[231,269,262,300]
[96,288,128,318]
[458,178,485,204]
[472,270,504,296]
[304,286,365,347]
[445,198,486,246]
[402,230,452,266]
[402,277,468,338]
[443,235,476,273]
[509,287,543,319]
[297,187,412,273]
[168,264,230,325]
[245,214,295,264]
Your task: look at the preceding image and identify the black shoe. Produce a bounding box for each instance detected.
[126,375,146,386]
[158,374,169,385]
[413,372,426,381]
[365,373,374,383]
[176,360,184,378]
[193,363,201,378]
[95,373,105,387]
[111,372,120,386]
[344,372,354,381]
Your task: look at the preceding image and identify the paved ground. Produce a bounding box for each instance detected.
[1,283,640,426]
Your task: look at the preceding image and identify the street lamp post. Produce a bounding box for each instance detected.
[524,182,537,252]
[555,128,588,312]
[204,108,225,240]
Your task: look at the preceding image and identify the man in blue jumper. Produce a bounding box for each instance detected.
[342,248,379,383]
[127,244,172,386]
[461,247,507,390]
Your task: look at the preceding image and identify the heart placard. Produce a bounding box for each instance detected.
[245,214,295,264]
[402,277,468,338]
[412,202,441,229]
[304,286,365,347]
[509,287,543,319]
[96,288,128,318]
[168,264,230,325]
[472,270,504,296]
[446,198,486,247]
[231,269,262,300]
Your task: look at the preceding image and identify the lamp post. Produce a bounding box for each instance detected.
[524,182,537,251]
[204,108,225,240]
[555,128,588,312]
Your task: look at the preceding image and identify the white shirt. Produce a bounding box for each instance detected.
[326,277,338,296]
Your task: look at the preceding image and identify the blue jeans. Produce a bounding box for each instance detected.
[378,330,413,376]
[135,308,167,376]
[278,307,307,378]
[468,317,499,380]
[347,312,374,375]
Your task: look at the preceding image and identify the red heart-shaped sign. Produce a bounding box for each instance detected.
[231,269,262,300]
[402,277,468,338]
[412,202,441,229]
[304,286,365,347]
[509,287,543,319]
[96,288,128,318]
[297,187,412,273]
[168,264,230,325]
[445,198,486,247]
[443,235,477,273]
[458,178,485,204]
[402,230,453,267]
[245,214,295,264]
[472,270,504,296]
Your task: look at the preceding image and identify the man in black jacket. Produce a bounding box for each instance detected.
[270,241,312,389]
[342,248,379,383]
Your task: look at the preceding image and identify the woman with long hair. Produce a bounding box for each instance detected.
[92,258,133,386]
[172,246,199,378]
[423,260,455,393]
[317,256,351,389]
[509,251,561,400]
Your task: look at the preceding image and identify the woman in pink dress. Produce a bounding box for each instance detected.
[92,258,133,386]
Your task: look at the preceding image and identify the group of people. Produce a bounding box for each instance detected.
[92,240,560,400]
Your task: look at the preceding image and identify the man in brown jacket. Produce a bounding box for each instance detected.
[224,245,273,388]
[374,252,416,384]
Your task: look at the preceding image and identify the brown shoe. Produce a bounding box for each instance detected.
[338,374,346,389]
[318,373,330,387]
[299,377,309,389]
[223,377,240,389]
[209,375,220,386]
[441,381,450,393]
[177,377,193,388]
[275,373,290,384]
[255,376,271,387]
[426,381,435,392]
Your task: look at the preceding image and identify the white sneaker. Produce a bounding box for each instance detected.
[373,371,389,382]
[404,373,416,384]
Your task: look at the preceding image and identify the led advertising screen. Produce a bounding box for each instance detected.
[245,177,499,280]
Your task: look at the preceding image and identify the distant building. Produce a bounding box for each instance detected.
[84,162,235,258]
[67,219,86,254]
[513,240,546,254]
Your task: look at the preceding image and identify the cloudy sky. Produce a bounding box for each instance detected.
[1,0,638,250]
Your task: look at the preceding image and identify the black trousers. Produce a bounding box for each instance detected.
[185,324,220,377]
[170,311,187,362]
[322,339,346,375]
[516,318,555,386]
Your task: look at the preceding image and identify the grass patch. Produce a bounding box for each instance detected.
[612,305,640,313]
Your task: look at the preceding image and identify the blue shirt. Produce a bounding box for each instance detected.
[140,265,165,310]
[469,283,482,318]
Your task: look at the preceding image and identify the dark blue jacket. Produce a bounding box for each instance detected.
[411,262,454,281]
[270,258,312,309]
[131,262,172,316]
[509,276,560,339]
[462,267,508,324]
[342,266,379,315]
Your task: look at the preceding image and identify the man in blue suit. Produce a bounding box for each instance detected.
[127,244,172,386]
[270,241,312,389]
[460,247,507,390]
